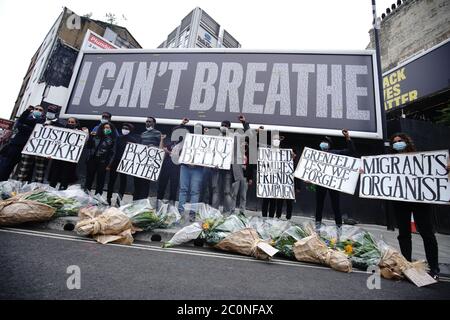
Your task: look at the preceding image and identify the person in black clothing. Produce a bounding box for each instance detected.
[16,105,65,183]
[389,133,444,280]
[84,122,116,196]
[0,105,45,181]
[48,117,88,190]
[276,145,300,220]
[314,129,356,233]
[156,118,189,207]
[107,123,140,206]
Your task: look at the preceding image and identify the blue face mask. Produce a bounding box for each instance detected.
[319,142,329,151]
[393,141,407,151]
[100,118,109,124]
[33,111,42,118]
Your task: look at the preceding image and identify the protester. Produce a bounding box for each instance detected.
[48,117,88,190]
[178,123,205,222]
[210,120,234,215]
[261,130,280,218]
[107,123,140,206]
[388,133,442,280]
[275,145,300,220]
[16,105,63,183]
[230,115,254,215]
[156,118,189,207]
[0,105,45,181]
[133,117,162,200]
[314,129,356,235]
[84,122,116,196]
[91,112,119,137]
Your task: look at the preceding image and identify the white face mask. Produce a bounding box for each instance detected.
[100,118,109,124]
[46,112,56,120]
[122,129,130,136]
[272,139,280,147]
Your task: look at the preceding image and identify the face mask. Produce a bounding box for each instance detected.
[220,126,227,133]
[122,129,130,135]
[101,118,109,124]
[67,124,77,129]
[320,142,329,151]
[393,141,407,151]
[104,129,112,135]
[46,112,56,120]
[272,139,280,147]
[146,125,153,131]
[33,111,42,118]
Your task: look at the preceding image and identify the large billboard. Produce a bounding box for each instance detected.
[383,38,450,112]
[62,49,382,139]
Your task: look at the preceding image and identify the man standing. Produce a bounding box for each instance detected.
[16,105,64,183]
[0,105,45,181]
[91,112,119,137]
[134,117,162,200]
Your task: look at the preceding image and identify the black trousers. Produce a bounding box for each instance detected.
[156,160,180,202]
[134,177,151,200]
[262,198,277,218]
[107,162,129,200]
[315,186,342,226]
[392,201,439,273]
[84,157,107,195]
[0,144,24,181]
[48,160,77,190]
[276,199,293,220]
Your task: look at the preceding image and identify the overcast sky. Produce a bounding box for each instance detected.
[0,0,394,119]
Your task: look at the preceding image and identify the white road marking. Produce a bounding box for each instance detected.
[1,227,449,283]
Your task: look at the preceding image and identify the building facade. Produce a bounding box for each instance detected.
[11,7,141,119]
[157,7,241,49]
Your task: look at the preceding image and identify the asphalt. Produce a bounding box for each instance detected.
[1,227,450,300]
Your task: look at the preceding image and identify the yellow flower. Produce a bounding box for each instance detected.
[344,244,353,255]
[202,222,210,231]
[330,238,336,246]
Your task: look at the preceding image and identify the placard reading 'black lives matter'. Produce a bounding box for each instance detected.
[117,143,165,181]
[179,133,234,170]
[294,147,361,194]
[257,148,295,199]
[360,150,450,205]
[22,124,88,163]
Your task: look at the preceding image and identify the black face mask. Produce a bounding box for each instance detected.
[67,124,77,129]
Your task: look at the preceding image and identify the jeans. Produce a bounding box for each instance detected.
[211,169,233,214]
[393,201,439,273]
[231,179,248,214]
[178,165,204,215]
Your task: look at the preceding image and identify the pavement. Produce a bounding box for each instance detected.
[23,193,450,277]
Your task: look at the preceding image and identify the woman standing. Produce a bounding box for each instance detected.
[48,117,88,190]
[389,133,443,280]
[84,122,116,196]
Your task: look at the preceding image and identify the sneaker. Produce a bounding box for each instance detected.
[315,221,322,234]
[116,195,122,207]
[336,225,342,241]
